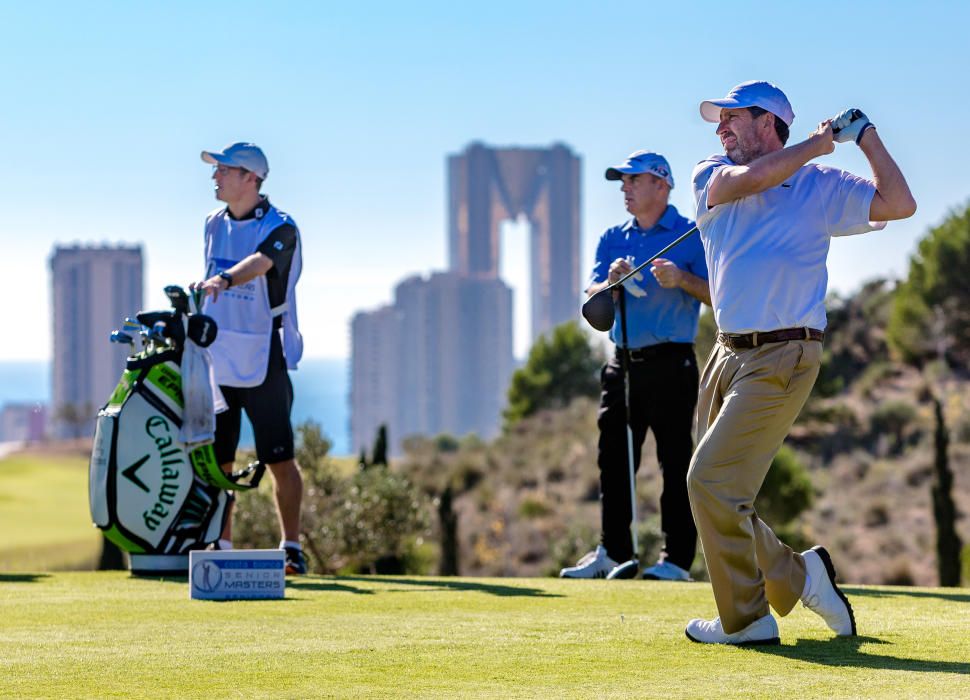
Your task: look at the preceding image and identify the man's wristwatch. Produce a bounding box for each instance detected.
[217,271,233,288]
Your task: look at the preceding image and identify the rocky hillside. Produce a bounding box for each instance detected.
[399,280,970,586]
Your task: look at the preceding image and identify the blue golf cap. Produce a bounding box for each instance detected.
[201,142,269,179]
[699,80,795,127]
[604,151,674,188]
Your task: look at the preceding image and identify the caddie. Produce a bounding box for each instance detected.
[685,81,916,644]
[190,142,307,575]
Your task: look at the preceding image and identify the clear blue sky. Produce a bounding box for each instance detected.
[2,1,965,361]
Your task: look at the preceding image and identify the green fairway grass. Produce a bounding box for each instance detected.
[0,574,967,698]
[0,453,101,571]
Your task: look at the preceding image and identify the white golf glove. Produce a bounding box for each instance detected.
[832,108,874,145]
[622,255,647,298]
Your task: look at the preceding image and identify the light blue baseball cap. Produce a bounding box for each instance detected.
[699,80,795,127]
[201,142,269,179]
[604,151,674,188]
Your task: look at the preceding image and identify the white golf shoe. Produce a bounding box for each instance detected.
[685,614,780,646]
[801,546,856,636]
[559,545,618,579]
[642,560,693,581]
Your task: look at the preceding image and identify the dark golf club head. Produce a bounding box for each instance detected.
[136,309,175,328]
[164,285,190,314]
[582,290,616,332]
[149,321,168,341]
[187,313,218,347]
[605,558,640,580]
[110,330,133,345]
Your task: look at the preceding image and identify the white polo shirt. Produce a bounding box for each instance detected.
[692,155,885,333]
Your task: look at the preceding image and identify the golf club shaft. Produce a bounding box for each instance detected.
[618,290,639,559]
[607,226,699,294]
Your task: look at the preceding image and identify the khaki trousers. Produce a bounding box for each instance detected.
[687,338,822,634]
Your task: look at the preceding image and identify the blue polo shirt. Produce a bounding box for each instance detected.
[588,205,706,348]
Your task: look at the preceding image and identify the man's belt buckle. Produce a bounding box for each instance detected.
[627,348,647,362]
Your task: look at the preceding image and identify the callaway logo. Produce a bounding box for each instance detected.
[140,415,185,532]
[273,241,283,251]
[122,454,150,493]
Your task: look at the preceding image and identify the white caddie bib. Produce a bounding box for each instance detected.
[202,203,303,388]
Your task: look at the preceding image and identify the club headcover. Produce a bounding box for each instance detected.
[582,291,616,332]
[187,314,218,348]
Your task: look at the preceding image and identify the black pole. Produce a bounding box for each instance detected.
[617,289,638,563]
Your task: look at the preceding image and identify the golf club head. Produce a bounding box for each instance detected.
[187,313,218,347]
[109,330,133,345]
[149,321,168,341]
[582,290,616,332]
[136,309,175,328]
[606,558,640,580]
[164,285,190,314]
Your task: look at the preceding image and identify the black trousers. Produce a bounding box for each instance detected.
[597,342,699,569]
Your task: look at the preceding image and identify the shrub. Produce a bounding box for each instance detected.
[870,400,918,455]
[518,496,552,519]
[234,421,431,575]
[756,445,813,527]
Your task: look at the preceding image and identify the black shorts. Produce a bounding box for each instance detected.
[214,332,294,465]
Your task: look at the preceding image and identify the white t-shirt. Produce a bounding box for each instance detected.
[692,155,885,333]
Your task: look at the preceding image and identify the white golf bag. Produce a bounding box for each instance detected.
[88,286,263,575]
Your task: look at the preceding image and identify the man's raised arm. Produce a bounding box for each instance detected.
[707,123,835,207]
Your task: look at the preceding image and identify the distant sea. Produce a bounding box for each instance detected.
[0,358,351,456]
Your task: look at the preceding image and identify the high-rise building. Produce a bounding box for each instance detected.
[448,142,581,342]
[49,244,143,438]
[351,142,580,454]
[350,304,400,457]
[0,403,47,443]
[350,272,513,455]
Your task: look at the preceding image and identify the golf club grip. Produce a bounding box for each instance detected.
[608,226,699,292]
[830,109,861,135]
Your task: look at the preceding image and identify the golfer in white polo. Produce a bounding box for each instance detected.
[685,81,916,644]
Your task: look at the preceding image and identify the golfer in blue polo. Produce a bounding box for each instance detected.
[561,151,710,580]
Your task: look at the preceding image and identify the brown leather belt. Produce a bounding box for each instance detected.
[717,327,824,350]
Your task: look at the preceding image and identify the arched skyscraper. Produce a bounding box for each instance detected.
[448,142,581,342]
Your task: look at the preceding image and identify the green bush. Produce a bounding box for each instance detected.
[504,321,601,428]
[855,361,898,397]
[319,465,431,574]
[518,496,552,519]
[234,421,431,575]
[888,204,970,366]
[871,400,917,436]
[756,445,813,528]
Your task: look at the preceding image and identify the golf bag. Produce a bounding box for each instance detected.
[88,286,263,575]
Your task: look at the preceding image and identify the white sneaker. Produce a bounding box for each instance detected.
[642,560,692,582]
[685,614,780,645]
[801,546,856,636]
[559,545,618,579]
